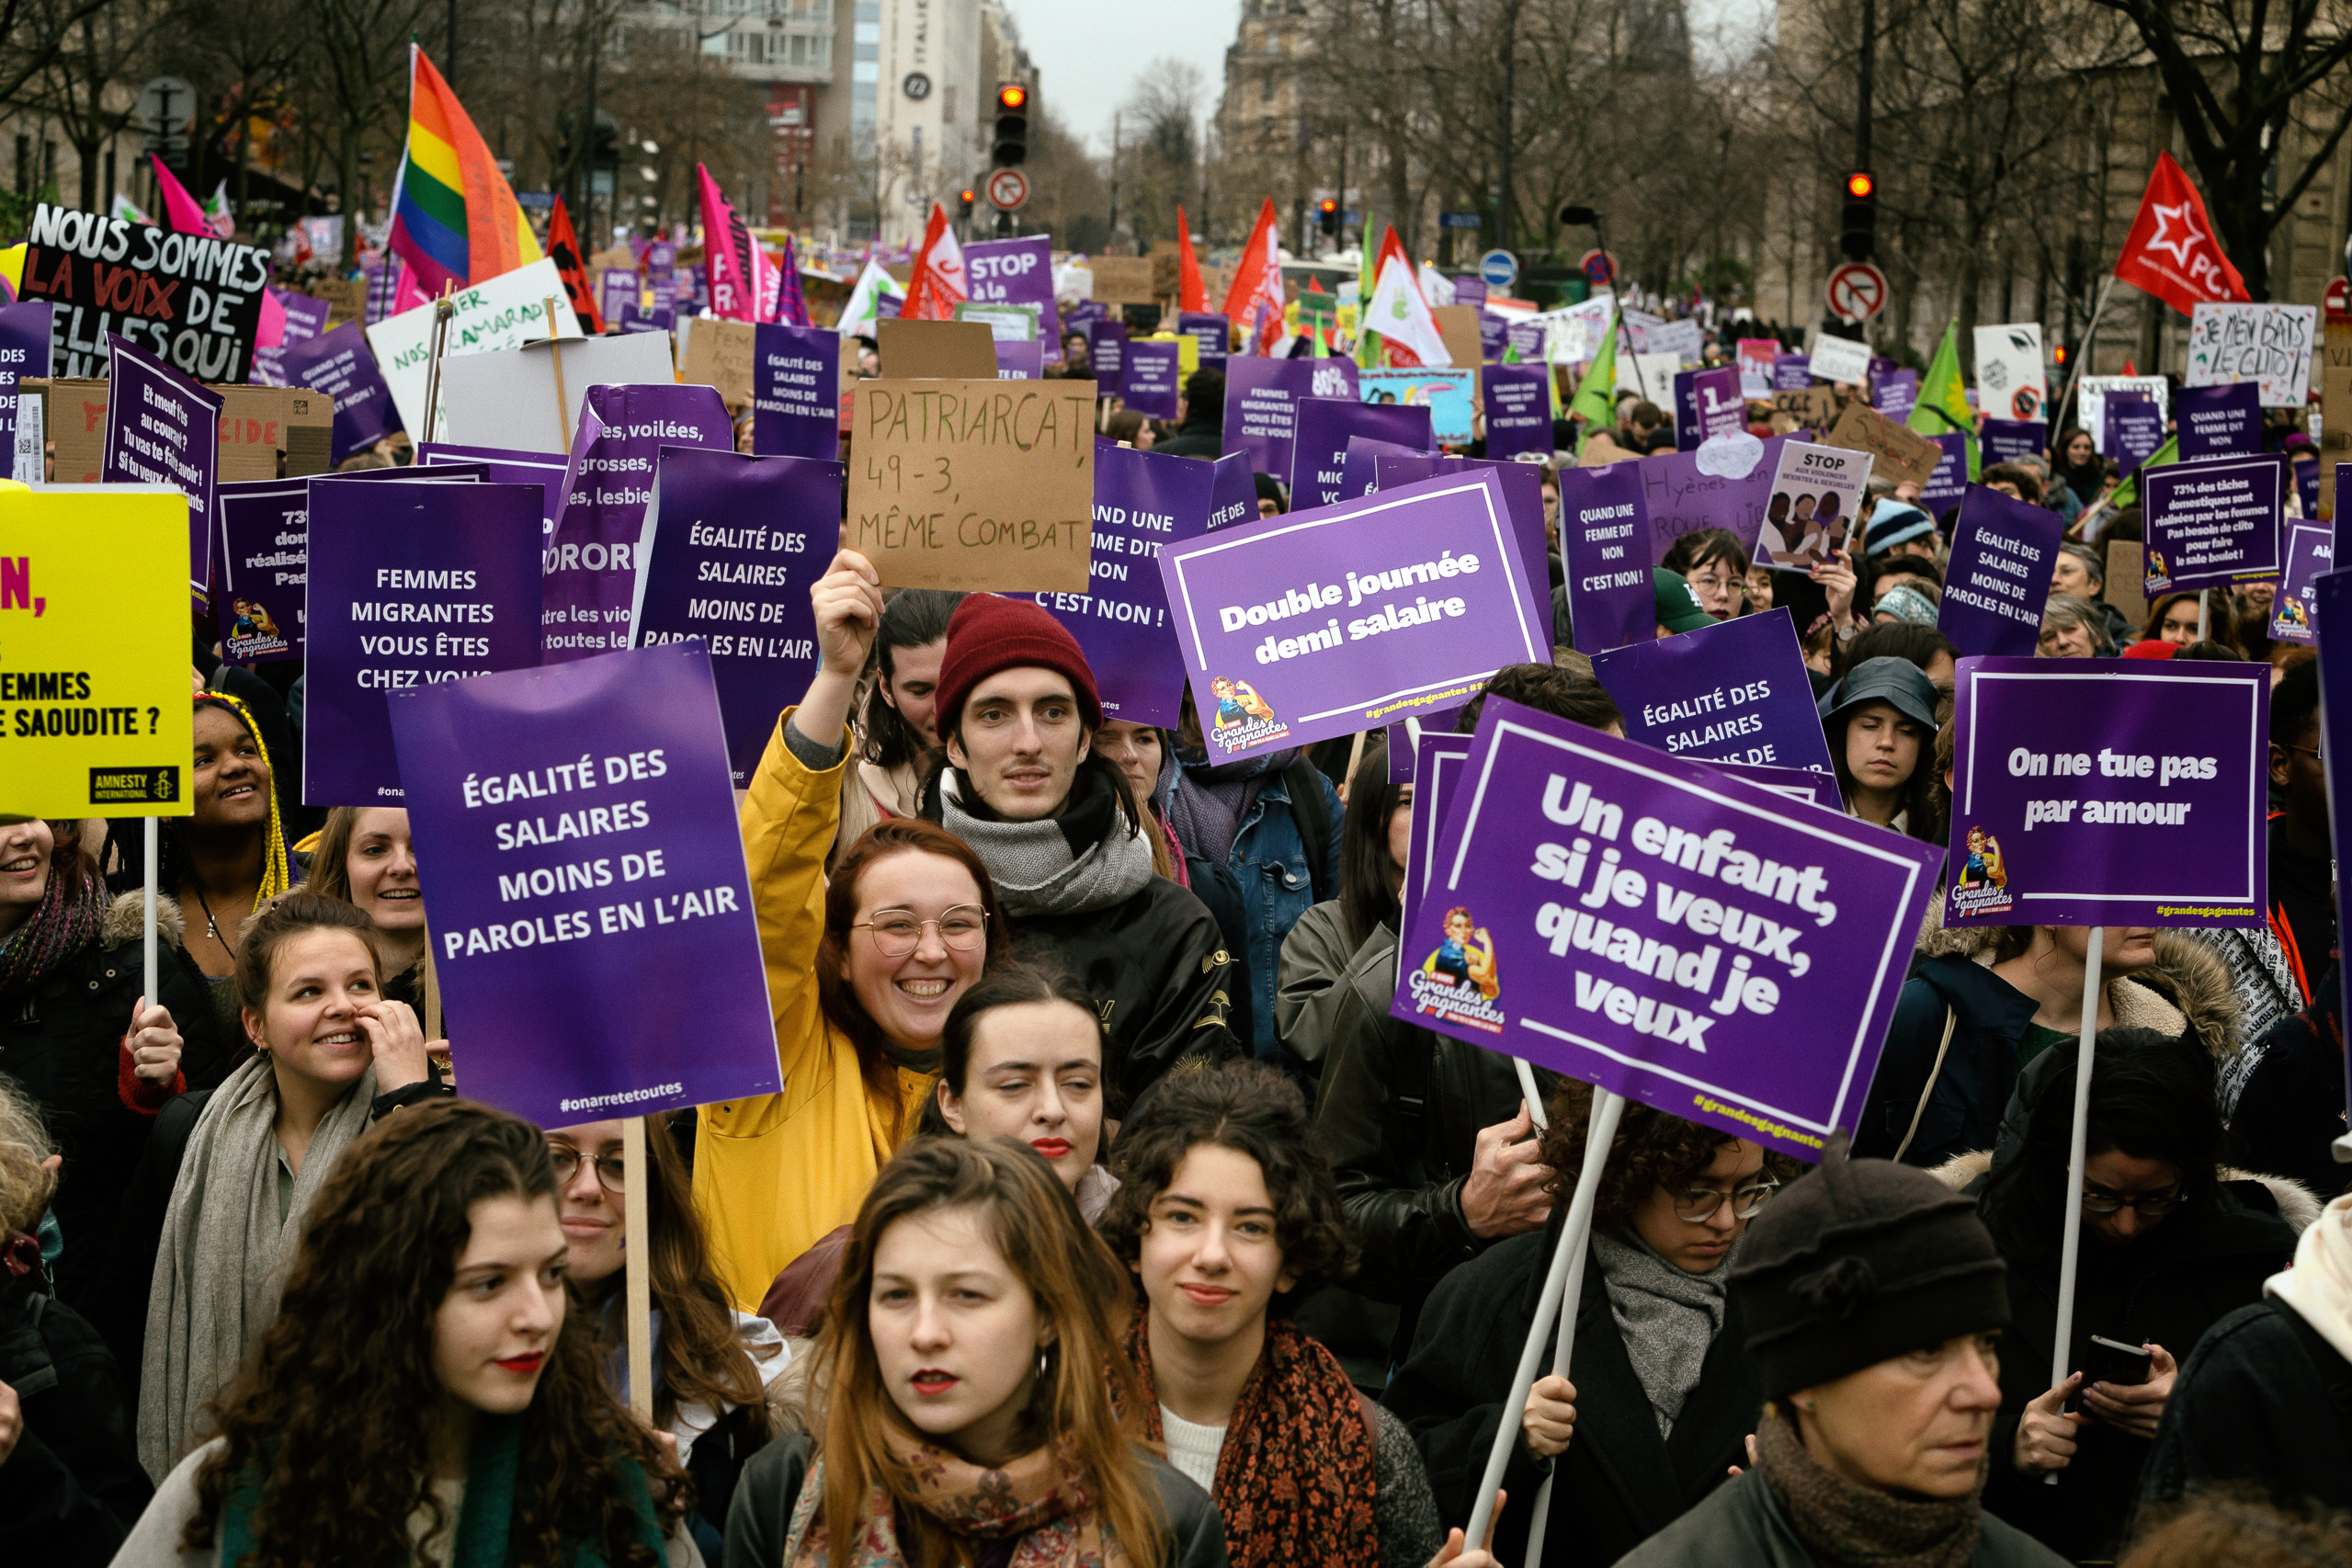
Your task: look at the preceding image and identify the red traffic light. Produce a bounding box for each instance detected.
[1845,171,1875,199]
[997,85,1027,110]
[1319,199,1338,214]
[960,188,974,203]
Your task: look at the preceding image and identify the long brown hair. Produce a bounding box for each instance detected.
[299,806,365,903]
[814,1139,1164,1568]
[816,820,1011,1131]
[183,1100,688,1568]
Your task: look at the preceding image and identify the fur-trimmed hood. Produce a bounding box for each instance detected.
[98,888,186,950]
[1928,1148,2327,1234]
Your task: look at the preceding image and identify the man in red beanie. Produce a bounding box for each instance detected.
[921,592,1240,1099]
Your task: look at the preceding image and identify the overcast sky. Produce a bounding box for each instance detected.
[1003,0,1773,153]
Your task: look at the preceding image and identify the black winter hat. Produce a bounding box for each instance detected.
[1732,1137,2008,1399]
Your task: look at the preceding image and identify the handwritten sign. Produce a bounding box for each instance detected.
[2187,302,2317,408]
[1824,401,1939,491]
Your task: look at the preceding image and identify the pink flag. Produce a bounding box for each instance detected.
[697,163,761,322]
[151,155,210,236]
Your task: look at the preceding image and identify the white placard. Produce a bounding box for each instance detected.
[2186,302,2317,408]
[1808,334,1873,388]
[2079,375,2170,453]
[11,392,42,483]
[363,256,585,437]
[1972,323,2047,422]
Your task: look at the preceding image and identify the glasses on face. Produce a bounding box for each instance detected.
[852,904,988,958]
[2080,1186,2179,1218]
[2290,742,2324,764]
[1670,1177,1780,1222]
[1687,571,1735,595]
[550,1145,625,1193]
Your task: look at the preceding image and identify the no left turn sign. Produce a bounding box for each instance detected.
[1825,262,1888,324]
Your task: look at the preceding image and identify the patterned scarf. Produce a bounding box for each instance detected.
[0,836,105,999]
[783,1434,1123,1568]
[1755,1410,1983,1568]
[181,692,294,910]
[1125,1307,1378,1568]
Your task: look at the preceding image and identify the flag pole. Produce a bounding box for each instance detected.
[2053,275,2117,438]
[2045,926,2104,1485]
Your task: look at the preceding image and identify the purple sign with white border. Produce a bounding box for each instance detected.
[1592,607,1836,775]
[1290,396,1431,507]
[2177,381,2263,461]
[1176,312,1229,369]
[1033,440,1206,727]
[1871,369,1917,420]
[2142,452,2284,592]
[280,321,401,463]
[2272,519,2331,644]
[2105,394,2165,480]
[1122,339,1182,419]
[1937,484,2062,658]
[1559,460,1655,655]
[1088,319,1127,381]
[1920,432,1969,514]
[215,478,308,664]
[1400,727,1476,943]
[1484,363,1553,460]
[101,334,220,601]
[1222,357,1359,482]
[751,322,841,461]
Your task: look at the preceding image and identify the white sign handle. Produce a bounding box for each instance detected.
[624,1115,654,1423]
[142,817,158,1010]
[2045,926,2104,1483]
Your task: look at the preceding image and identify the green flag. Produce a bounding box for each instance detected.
[1568,313,1619,456]
[1907,321,1981,479]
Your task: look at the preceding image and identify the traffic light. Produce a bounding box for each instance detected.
[1318,198,1339,238]
[992,85,1028,168]
[1839,170,1877,262]
[959,187,975,220]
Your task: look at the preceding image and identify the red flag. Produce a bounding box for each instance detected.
[2112,152,2249,315]
[1176,206,1208,312]
[1221,198,1286,355]
[902,203,968,322]
[2122,358,2137,376]
[547,197,603,334]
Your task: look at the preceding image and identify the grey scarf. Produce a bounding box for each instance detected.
[937,768,1154,918]
[1591,1229,1733,1437]
[138,1052,377,1480]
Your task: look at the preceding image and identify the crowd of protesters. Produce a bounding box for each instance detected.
[6,335,2352,1568]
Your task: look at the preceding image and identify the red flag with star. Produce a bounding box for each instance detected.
[2113,151,2249,314]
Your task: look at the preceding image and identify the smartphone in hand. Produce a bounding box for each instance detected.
[2064,1335,2152,1413]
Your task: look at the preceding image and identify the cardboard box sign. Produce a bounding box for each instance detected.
[1090,256,1157,306]
[877,319,998,379]
[313,278,368,330]
[25,378,332,483]
[681,316,757,406]
[1824,401,1941,491]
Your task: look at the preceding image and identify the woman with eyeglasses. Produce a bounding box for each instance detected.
[695,550,1011,1309]
[1385,1079,1800,1568]
[1963,1026,2308,1562]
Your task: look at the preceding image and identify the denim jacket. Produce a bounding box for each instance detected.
[1205,765,1346,1061]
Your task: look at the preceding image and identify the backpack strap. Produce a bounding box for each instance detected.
[1892,1006,1959,1164]
[1285,756,1335,903]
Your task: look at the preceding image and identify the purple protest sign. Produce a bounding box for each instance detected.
[214,479,308,664]
[1506,322,1547,363]
[1158,467,1547,755]
[2177,381,2263,460]
[1920,433,1969,514]
[629,449,827,785]
[1716,760,1836,807]
[1670,367,1741,452]
[1479,313,1507,364]
[1392,697,1941,1160]
[1034,441,1205,727]
[0,300,51,460]
[965,236,1059,358]
[280,322,401,463]
[1558,461,1655,655]
[1400,728,1476,941]
[1452,278,1488,310]
[1341,434,1425,502]
[1637,434,1790,565]
[1943,657,2267,927]
[1122,339,1182,419]
[1088,319,1127,381]
[1937,485,2062,657]
[1592,608,1836,775]
[2272,519,2331,643]
[1871,369,1918,420]
[1291,396,1431,507]
[995,339,1044,380]
[1176,312,1229,369]
[302,479,546,805]
[750,322,840,461]
[1979,418,2045,463]
[248,290,330,386]
[101,335,221,601]
[1371,452,1551,649]
[417,441,570,530]
[1484,364,1553,460]
[2143,453,2284,592]
[1205,452,1256,533]
[2105,395,2165,480]
[387,641,782,1125]
[544,382,733,664]
[1222,357,1358,481]
[1771,353,1813,392]
[600,268,637,327]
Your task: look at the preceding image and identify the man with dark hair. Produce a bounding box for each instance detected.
[1983,461,2044,505]
[1154,368,1228,459]
[2267,660,2331,1003]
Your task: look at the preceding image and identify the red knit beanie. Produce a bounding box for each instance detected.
[2122,639,2180,659]
[934,593,1104,738]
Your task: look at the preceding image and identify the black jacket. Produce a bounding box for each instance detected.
[2138,1299,2352,1517]
[1,892,225,1311]
[722,1432,1232,1568]
[1614,1467,2065,1568]
[1153,415,1225,460]
[1385,1207,1760,1568]
[0,1267,152,1567]
[2232,962,2348,1201]
[1976,1177,2301,1561]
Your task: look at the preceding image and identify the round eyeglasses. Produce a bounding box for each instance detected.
[852,905,988,959]
[1669,1177,1781,1222]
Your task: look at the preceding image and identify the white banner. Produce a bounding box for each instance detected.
[364,256,585,437]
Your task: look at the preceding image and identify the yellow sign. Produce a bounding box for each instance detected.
[0,486,194,815]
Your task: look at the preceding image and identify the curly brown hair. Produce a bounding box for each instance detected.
[1096,1062,1358,1301]
[182,1100,688,1568]
[1536,1079,1804,1235]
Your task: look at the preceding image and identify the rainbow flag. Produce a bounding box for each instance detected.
[388,45,540,295]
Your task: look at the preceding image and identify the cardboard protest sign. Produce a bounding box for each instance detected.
[0,302,51,462]
[1639,433,1789,565]
[2143,454,2285,592]
[417,441,570,530]
[1157,468,1547,755]
[751,323,840,461]
[1292,397,1432,508]
[1592,608,1835,776]
[1223,358,1358,482]
[365,256,583,436]
[2177,381,2263,461]
[1979,419,2046,464]
[1434,306,1485,379]
[1943,657,2267,927]
[1483,364,1552,460]
[1769,387,1838,431]
[2082,375,2168,453]
[545,383,733,664]
[1558,461,1654,655]
[1206,452,1255,533]
[1176,311,1229,370]
[1392,697,1941,1159]
[388,641,782,1124]
[215,479,308,665]
[1937,486,2062,657]
[2271,519,2330,643]
[1758,441,1870,566]
[1808,335,1871,387]
[2187,301,2317,407]
[279,322,401,464]
[1921,433,1970,514]
[966,236,1059,356]
[846,379,1096,592]
[880,318,997,380]
[1972,324,2047,420]
[1360,369,1476,445]
[2105,395,2165,479]
[17,204,271,381]
[0,486,194,815]
[101,336,221,600]
[1824,401,1939,491]
[1122,339,1182,418]
[1871,368,1917,420]
[628,449,827,784]
[302,478,546,805]
[681,316,756,406]
[1089,256,1155,306]
[1398,728,1476,942]
[436,332,677,456]
[1032,441,1206,727]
